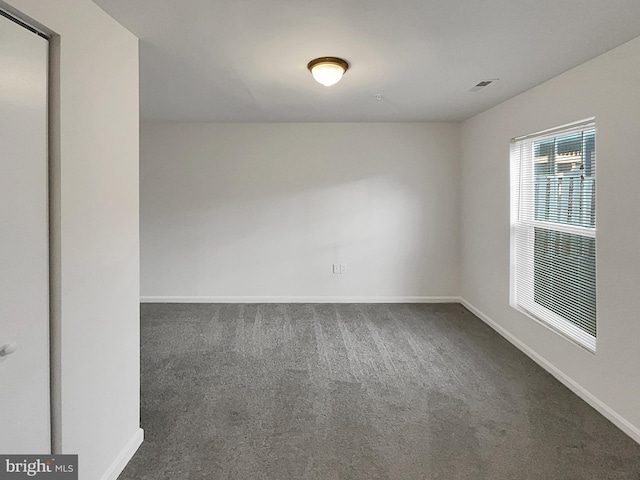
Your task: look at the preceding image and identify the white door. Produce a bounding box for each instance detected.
[0,12,50,453]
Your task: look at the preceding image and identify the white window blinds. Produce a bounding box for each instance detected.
[510,119,596,351]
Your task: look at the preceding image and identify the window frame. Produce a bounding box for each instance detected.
[509,119,597,352]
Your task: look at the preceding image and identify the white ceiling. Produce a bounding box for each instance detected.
[93,0,640,122]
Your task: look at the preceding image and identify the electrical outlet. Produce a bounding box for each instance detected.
[333,264,340,274]
[340,264,347,274]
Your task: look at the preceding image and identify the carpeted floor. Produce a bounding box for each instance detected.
[118,303,640,479]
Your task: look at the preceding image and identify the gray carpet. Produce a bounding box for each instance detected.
[119,303,640,479]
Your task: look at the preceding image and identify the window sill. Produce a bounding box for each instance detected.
[510,302,596,354]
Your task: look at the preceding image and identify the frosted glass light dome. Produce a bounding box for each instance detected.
[307,57,349,87]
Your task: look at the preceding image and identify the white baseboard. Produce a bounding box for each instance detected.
[140,296,460,304]
[459,298,640,446]
[99,428,144,480]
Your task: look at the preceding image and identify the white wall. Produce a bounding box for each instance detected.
[141,123,459,301]
[1,1,141,479]
[460,36,640,441]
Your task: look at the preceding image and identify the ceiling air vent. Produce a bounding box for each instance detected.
[469,79,498,92]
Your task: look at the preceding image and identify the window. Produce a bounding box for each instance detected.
[510,119,596,351]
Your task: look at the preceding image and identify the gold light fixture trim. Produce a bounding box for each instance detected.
[307,57,349,87]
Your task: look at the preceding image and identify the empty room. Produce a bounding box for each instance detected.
[2,1,640,479]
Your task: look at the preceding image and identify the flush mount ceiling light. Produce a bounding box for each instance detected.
[307,57,349,87]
